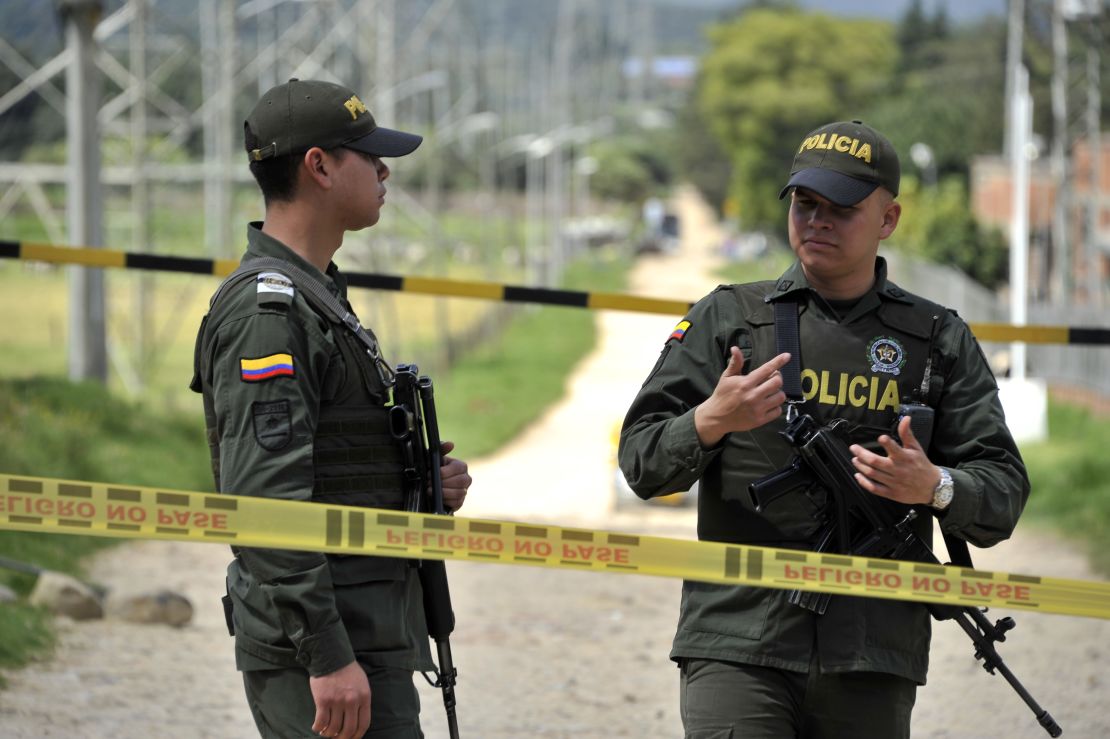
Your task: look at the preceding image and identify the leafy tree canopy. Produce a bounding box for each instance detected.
[696,7,898,230]
[892,175,1009,289]
[587,131,675,204]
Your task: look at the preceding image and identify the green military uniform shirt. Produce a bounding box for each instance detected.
[618,258,1029,684]
[191,223,430,677]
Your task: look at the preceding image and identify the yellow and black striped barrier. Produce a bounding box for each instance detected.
[3,240,1108,346]
[3,472,1109,619]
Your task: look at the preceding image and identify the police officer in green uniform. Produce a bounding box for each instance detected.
[191,79,472,739]
[618,121,1029,738]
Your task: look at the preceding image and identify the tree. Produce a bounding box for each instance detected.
[871,9,1008,182]
[696,7,898,231]
[891,176,1009,289]
[587,132,674,204]
[670,89,731,218]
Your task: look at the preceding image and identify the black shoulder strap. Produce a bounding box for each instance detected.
[942,531,974,568]
[773,300,804,416]
[213,258,395,387]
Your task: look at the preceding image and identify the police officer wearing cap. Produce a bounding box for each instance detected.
[191,79,472,739]
[618,121,1028,738]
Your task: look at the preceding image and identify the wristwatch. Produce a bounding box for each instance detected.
[931,466,954,511]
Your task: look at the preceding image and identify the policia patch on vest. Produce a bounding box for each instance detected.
[252,400,292,451]
[867,336,907,376]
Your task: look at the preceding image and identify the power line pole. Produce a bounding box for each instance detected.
[1003,0,1025,162]
[631,0,655,108]
[131,0,152,389]
[59,0,107,383]
[1009,64,1033,384]
[1080,16,1102,307]
[201,0,234,258]
[375,0,395,125]
[548,0,576,287]
[1050,0,1071,304]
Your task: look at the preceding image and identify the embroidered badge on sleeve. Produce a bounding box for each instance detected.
[240,353,295,382]
[256,272,295,307]
[669,320,691,342]
[257,272,294,297]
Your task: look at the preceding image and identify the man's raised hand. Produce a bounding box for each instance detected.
[694,349,792,448]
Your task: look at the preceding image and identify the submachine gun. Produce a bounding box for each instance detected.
[749,411,1062,737]
[389,364,460,739]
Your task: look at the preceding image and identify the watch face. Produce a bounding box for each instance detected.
[933,469,954,509]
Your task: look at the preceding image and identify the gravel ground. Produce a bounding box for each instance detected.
[2,188,1105,738]
[0,518,1105,739]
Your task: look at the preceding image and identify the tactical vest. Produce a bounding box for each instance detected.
[697,284,946,547]
[193,262,407,583]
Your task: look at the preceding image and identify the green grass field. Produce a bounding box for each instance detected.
[0,376,215,677]
[714,248,795,285]
[1,202,1107,679]
[438,248,631,457]
[1020,401,1110,574]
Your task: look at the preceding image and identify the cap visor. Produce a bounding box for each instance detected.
[346,127,423,157]
[778,169,878,207]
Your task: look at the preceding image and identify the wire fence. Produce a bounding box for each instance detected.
[882,249,1110,399]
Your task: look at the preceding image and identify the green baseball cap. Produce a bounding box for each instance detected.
[779,120,899,206]
[244,78,422,162]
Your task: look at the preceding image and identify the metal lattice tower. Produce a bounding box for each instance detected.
[0,0,641,384]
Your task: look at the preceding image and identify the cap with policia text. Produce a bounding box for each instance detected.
[245,79,423,162]
[779,120,900,206]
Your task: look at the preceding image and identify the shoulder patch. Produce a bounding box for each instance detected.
[252,400,292,451]
[240,353,295,382]
[669,320,691,342]
[257,272,294,306]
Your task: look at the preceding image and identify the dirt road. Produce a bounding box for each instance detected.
[2,187,1107,738]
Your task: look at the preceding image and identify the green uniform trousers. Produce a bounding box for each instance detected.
[243,663,423,738]
[679,656,916,739]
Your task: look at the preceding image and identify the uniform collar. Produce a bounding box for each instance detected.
[764,256,913,306]
[244,221,347,297]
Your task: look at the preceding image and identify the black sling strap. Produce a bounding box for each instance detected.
[211,257,395,388]
[773,299,804,420]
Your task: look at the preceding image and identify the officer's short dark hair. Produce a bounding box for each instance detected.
[244,125,301,204]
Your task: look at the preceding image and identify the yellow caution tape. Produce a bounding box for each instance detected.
[3,240,1109,345]
[2,472,1109,620]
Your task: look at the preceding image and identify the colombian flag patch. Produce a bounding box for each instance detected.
[670,320,691,342]
[240,353,295,382]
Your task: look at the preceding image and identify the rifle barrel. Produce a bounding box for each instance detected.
[954,610,1062,737]
[762,413,1062,736]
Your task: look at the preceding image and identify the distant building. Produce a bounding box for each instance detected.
[619,55,698,114]
[621,56,698,90]
[970,133,1110,303]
